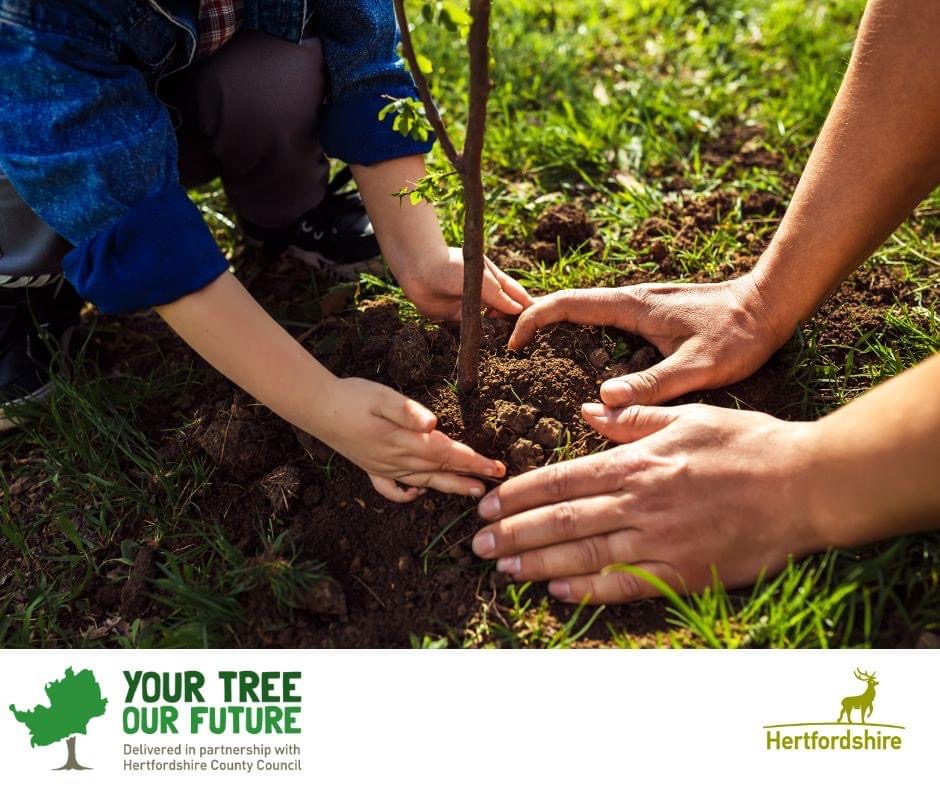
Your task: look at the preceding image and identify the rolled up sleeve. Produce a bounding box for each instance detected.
[64,182,228,313]
[0,23,228,313]
[311,0,435,165]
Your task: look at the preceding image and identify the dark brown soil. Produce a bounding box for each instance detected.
[267,306,674,646]
[118,276,919,647]
[4,170,934,648]
[650,124,796,190]
[251,192,925,647]
[527,204,605,264]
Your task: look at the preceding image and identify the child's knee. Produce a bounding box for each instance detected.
[193,31,327,143]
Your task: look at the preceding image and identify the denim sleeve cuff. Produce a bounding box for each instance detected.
[320,85,435,165]
[61,182,230,314]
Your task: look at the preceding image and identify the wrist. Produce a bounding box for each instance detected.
[738,261,805,348]
[775,420,832,556]
[747,238,841,339]
[294,370,343,445]
[350,156,447,278]
[795,417,875,551]
[388,244,450,294]
[727,269,794,355]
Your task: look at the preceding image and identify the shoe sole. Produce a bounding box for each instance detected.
[244,235,385,280]
[283,245,386,280]
[0,380,54,432]
[0,325,76,433]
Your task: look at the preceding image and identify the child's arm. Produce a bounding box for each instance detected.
[305,2,531,318]
[352,155,533,320]
[156,272,505,502]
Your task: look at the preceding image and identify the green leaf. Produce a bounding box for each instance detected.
[442,1,473,27]
[415,52,433,74]
[55,516,85,553]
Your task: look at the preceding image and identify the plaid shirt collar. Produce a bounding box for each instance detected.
[195,0,245,60]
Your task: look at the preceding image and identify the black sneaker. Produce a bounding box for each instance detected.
[241,167,383,279]
[0,280,81,432]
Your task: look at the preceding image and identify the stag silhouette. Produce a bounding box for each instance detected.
[837,669,878,724]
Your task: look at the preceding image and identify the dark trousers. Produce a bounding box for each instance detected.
[0,30,330,286]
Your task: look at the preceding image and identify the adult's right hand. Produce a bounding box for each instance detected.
[508,273,791,406]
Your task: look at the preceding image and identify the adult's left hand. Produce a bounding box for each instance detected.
[471,402,826,603]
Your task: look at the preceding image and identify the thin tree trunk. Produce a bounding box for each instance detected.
[54,736,90,771]
[393,0,492,392]
[456,0,492,393]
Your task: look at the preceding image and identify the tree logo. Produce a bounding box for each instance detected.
[9,667,108,770]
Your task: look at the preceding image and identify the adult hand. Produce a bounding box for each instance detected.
[508,274,790,406]
[471,402,825,603]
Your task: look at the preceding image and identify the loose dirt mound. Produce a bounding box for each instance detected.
[518,203,605,264]
[535,203,597,249]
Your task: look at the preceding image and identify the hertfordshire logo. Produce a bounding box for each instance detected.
[9,667,108,770]
[763,668,905,752]
[837,668,878,724]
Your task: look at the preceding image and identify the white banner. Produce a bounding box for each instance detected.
[1,649,934,785]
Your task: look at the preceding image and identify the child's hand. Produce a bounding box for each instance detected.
[350,158,533,321]
[398,246,534,321]
[315,376,506,503]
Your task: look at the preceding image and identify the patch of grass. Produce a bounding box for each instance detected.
[0,336,212,645]
[150,526,324,648]
[606,533,940,649]
[0,332,321,648]
[458,582,607,649]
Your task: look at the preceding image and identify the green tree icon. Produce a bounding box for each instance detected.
[9,667,108,770]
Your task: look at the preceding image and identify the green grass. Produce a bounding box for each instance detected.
[2,0,939,648]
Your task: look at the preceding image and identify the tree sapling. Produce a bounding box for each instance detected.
[392,0,492,393]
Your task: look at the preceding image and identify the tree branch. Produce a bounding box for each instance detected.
[393,0,463,172]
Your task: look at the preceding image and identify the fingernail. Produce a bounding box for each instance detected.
[469,486,485,498]
[601,379,634,405]
[472,531,496,557]
[478,493,502,520]
[548,580,571,601]
[581,402,606,418]
[497,556,521,574]
[491,461,506,477]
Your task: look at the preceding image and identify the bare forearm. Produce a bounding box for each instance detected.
[351,156,446,272]
[806,353,940,546]
[155,272,337,436]
[754,0,940,336]
[155,273,506,502]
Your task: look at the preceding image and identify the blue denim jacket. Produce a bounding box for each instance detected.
[0,0,432,312]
